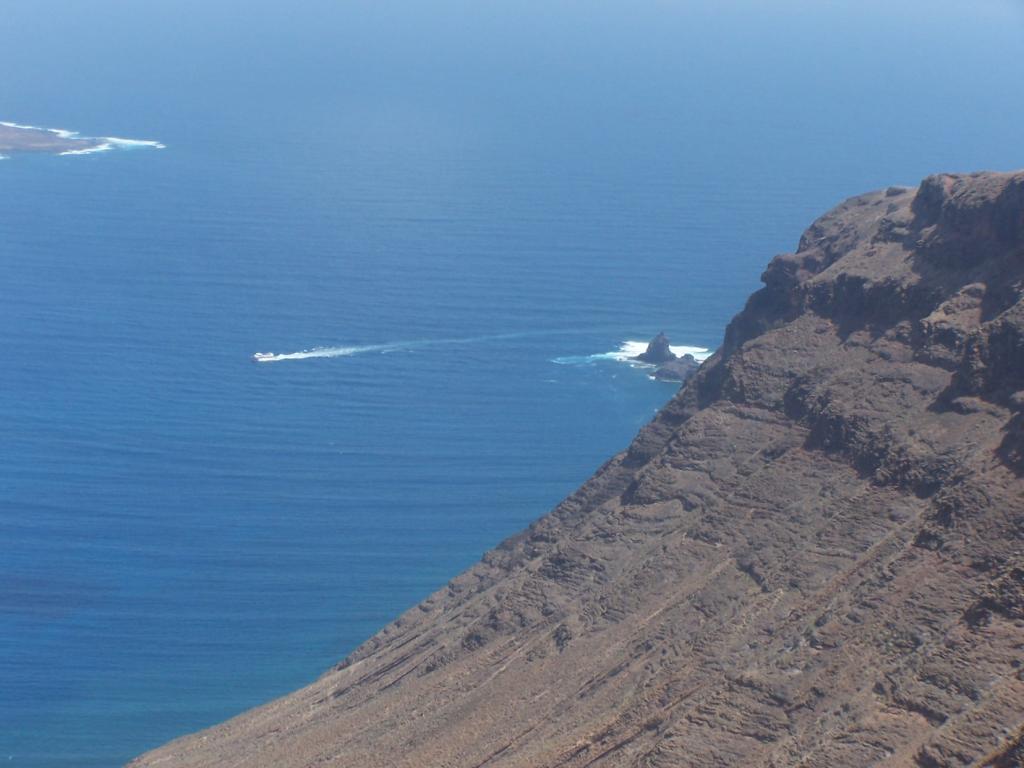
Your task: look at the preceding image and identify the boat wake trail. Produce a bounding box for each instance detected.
[252,344,396,363]
[252,331,603,363]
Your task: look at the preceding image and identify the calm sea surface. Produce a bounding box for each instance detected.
[1,1,1022,764]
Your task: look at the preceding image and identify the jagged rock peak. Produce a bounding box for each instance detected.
[634,331,677,364]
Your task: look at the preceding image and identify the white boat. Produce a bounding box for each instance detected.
[251,352,275,362]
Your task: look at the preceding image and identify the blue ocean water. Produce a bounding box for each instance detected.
[1,1,1022,765]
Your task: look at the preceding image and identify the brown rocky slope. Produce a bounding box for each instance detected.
[131,171,1024,768]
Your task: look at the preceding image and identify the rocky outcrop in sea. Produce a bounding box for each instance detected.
[632,333,701,383]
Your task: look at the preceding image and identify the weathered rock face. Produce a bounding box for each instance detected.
[635,332,677,364]
[653,353,700,383]
[130,172,1024,768]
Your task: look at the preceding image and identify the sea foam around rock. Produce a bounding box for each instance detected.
[551,340,713,367]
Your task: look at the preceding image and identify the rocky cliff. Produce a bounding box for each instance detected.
[131,171,1024,768]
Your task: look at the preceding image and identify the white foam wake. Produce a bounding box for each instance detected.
[252,330,606,364]
[552,340,713,367]
[253,344,397,363]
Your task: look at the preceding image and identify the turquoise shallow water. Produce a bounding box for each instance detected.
[1,1,1023,765]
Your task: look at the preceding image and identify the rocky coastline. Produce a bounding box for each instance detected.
[131,170,1024,768]
[0,121,164,158]
[0,122,106,155]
